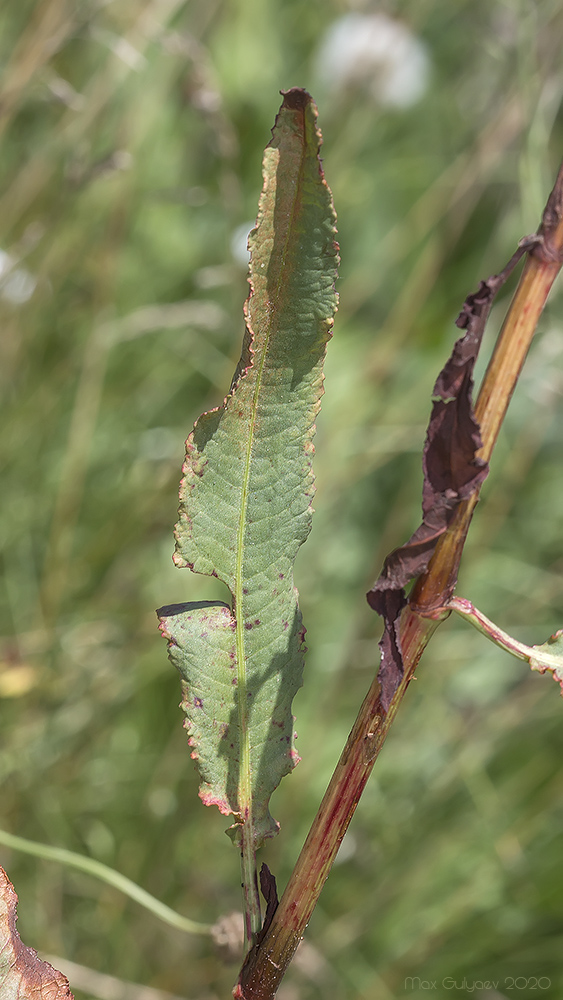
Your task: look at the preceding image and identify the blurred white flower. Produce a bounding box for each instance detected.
[0,249,36,304]
[315,13,430,108]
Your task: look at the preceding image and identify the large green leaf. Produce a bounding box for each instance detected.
[158,89,338,848]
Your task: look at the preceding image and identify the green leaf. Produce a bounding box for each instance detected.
[530,629,563,693]
[158,90,338,849]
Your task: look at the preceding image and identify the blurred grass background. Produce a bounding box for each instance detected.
[1,1,563,998]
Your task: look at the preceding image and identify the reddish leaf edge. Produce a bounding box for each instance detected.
[367,237,539,710]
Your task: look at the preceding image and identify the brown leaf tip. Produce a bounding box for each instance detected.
[280,87,313,111]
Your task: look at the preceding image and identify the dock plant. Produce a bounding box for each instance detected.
[1,88,562,1000]
[157,90,563,998]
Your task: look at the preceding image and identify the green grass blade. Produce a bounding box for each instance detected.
[158,89,338,855]
[0,829,212,936]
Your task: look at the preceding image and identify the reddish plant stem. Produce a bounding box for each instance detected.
[235,609,438,1000]
[236,161,563,1000]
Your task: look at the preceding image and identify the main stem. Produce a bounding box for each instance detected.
[236,162,563,999]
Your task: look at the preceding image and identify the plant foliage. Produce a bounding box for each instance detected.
[158,90,338,849]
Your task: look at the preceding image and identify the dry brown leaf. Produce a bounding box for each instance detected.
[0,866,73,999]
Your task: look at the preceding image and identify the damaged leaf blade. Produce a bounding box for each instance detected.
[367,244,534,711]
[158,89,338,848]
[366,258,530,709]
[0,867,74,999]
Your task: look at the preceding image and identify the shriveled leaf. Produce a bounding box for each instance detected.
[158,89,338,847]
[367,245,531,708]
[530,629,563,693]
[257,865,278,945]
[0,867,73,999]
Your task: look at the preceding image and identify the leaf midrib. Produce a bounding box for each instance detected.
[234,130,308,830]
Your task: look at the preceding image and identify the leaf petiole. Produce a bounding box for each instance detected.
[240,821,261,943]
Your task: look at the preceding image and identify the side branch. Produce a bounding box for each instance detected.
[436,597,563,695]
